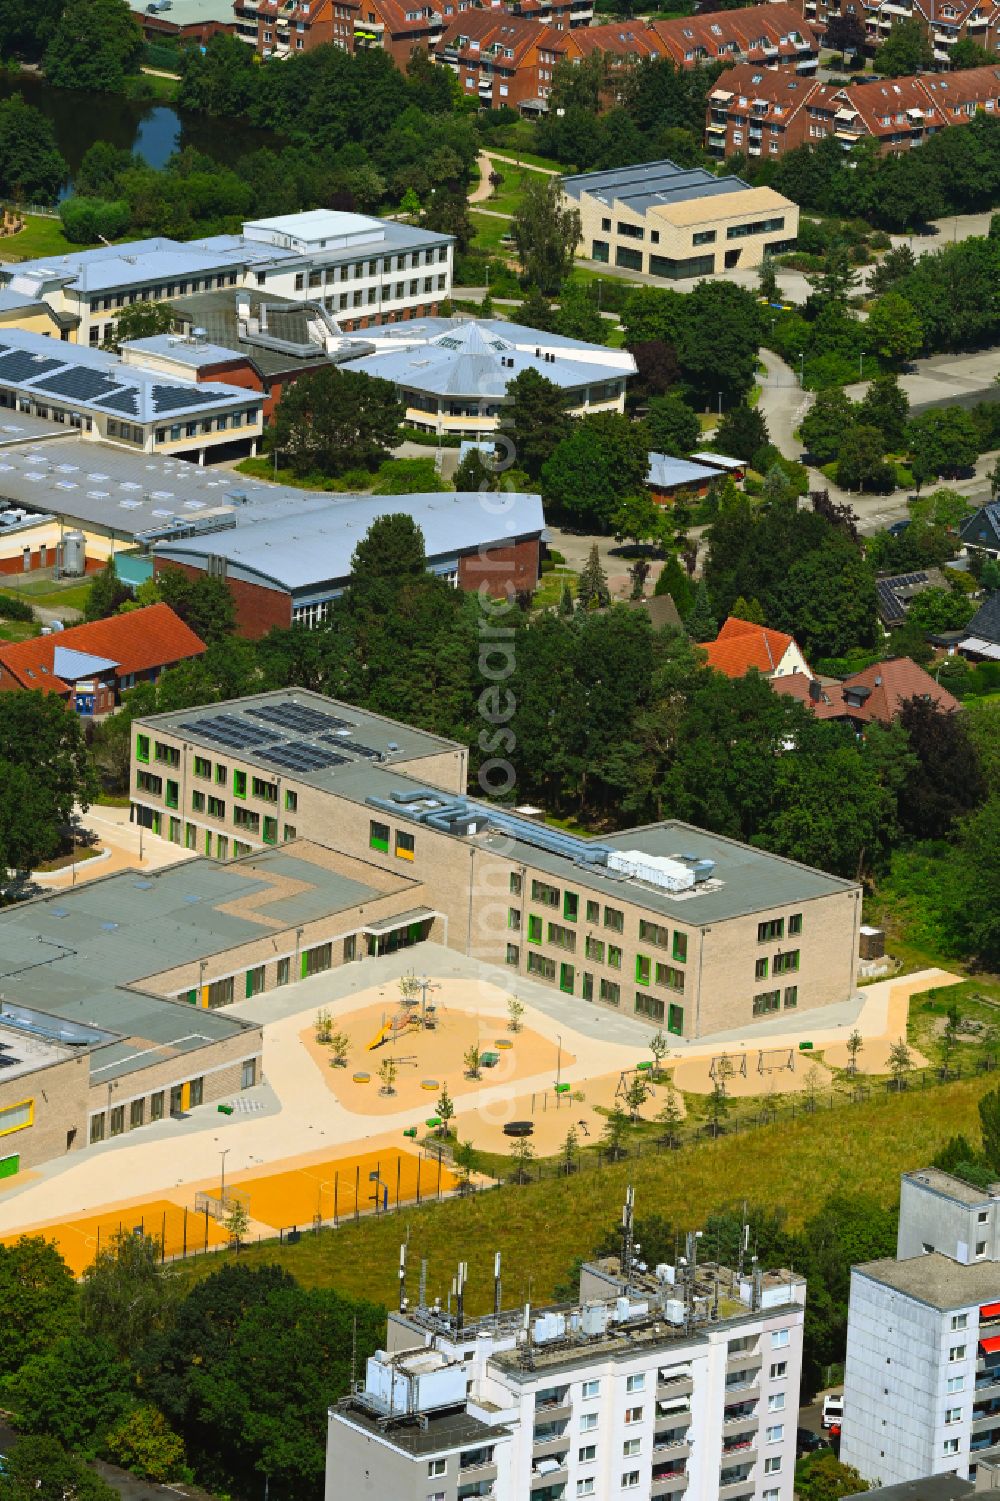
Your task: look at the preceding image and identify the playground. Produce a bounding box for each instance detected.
[0,961,959,1273]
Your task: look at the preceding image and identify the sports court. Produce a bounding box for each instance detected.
[1,1198,229,1277]
[227,1146,459,1230]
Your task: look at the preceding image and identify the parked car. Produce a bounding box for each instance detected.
[822,1393,845,1430]
[796,1427,829,1456]
[888,519,911,537]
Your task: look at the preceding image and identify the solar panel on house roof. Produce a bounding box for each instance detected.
[99,388,141,416]
[0,351,62,382]
[34,368,124,402]
[152,385,222,414]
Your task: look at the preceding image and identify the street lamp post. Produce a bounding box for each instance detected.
[220,1148,230,1206]
[717,391,722,418]
[859,352,865,380]
[799,353,805,388]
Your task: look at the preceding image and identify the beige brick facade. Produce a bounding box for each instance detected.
[0,1056,91,1173]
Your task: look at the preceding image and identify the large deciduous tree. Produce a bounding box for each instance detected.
[270,367,403,478]
[512,176,581,295]
[0,98,67,203]
[540,412,649,530]
[500,367,571,481]
[0,694,98,878]
[44,0,143,92]
[897,696,984,839]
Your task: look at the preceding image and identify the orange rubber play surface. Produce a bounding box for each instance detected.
[1,1199,228,1276]
[229,1147,459,1229]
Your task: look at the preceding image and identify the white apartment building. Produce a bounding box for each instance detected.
[327,1216,806,1501]
[843,1168,1000,1487]
[0,209,453,346]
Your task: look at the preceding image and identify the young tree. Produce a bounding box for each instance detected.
[436,1084,455,1135]
[507,996,525,1033]
[464,1044,482,1080]
[577,544,611,611]
[730,595,765,625]
[509,1137,535,1184]
[758,250,779,305]
[602,1107,629,1160]
[888,1037,913,1089]
[104,1405,186,1484]
[941,1004,961,1073]
[558,579,575,616]
[684,579,717,642]
[453,1139,477,1186]
[867,291,923,367]
[314,1008,333,1045]
[846,1028,864,1076]
[454,445,500,493]
[270,366,404,477]
[649,1029,669,1080]
[624,1073,651,1122]
[225,1198,250,1249]
[795,1450,869,1501]
[83,558,132,622]
[562,1125,579,1175]
[512,176,582,295]
[328,1030,350,1067]
[378,1057,398,1096]
[869,243,917,296]
[800,388,856,466]
[856,372,909,451]
[877,15,933,73]
[81,1231,171,1359]
[803,1063,823,1112]
[656,1084,683,1141]
[707,1079,729,1132]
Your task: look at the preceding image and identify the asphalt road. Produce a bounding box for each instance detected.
[0,1423,215,1501]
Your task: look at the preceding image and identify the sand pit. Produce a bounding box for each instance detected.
[300,998,572,1117]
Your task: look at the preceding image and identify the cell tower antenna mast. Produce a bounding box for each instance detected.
[621,1185,635,1281]
[494,1251,502,1322]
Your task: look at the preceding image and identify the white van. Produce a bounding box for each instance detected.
[822,1394,844,1430]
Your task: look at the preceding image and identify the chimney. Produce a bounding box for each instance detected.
[809,678,821,703]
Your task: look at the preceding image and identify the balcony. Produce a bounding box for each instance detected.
[652,1472,689,1496]
[654,1437,692,1461]
[657,1374,694,1400]
[534,1391,571,1418]
[723,1437,757,1460]
[531,1458,568,1492]
[532,1436,570,1462]
[719,1483,755,1501]
[458,1484,496,1501]
[725,1372,760,1393]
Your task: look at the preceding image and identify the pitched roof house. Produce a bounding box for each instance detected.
[0,603,206,716]
[959,591,1000,661]
[771,657,961,726]
[700,615,811,679]
[960,502,1000,560]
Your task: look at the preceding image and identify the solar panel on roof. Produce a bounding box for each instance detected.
[341,741,382,760]
[0,351,62,382]
[34,367,123,402]
[99,388,141,416]
[246,703,346,733]
[152,384,222,414]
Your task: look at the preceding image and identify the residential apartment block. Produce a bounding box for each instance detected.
[130,690,862,1039]
[563,161,797,280]
[790,0,1000,67]
[706,62,1000,160]
[437,11,567,108]
[0,209,452,345]
[327,1218,807,1501]
[842,1168,1000,1486]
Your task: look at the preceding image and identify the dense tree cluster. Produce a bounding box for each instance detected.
[0,98,67,204]
[0,694,97,881]
[0,1237,384,1500]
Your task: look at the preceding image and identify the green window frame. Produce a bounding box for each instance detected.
[245,965,265,998]
[547,922,576,953]
[608,945,622,970]
[673,931,688,963]
[369,819,390,853]
[136,733,150,763]
[233,769,247,800]
[284,824,296,841]
[667,1003,684,1036]
[600,978,620,1006]
[773,950,800,976]
[527,952,555,980]
[302,942,332,979]
[753,990,781,1017]
[154,740,180,766]
[252,776,278,803]
[207,795,225,819]
[559,962,575,995]
[635,954,651,986]
[582,972,594,1001]
[784,985,798,1009]
[185,823,197,851]
[194,756,212,778]
[508,907,521,930]
[215,763,227,787]
[531,879,560,908]
[527,914,542,944]
[758,918,783,943]
[604,906,624,933]
[586,900,600,923]
[165,779,179,810]
[276,957,290,986]
[788,913,803,936]
[585,936,604,963]
[285,789,298,812]
[192,790,206,813]
[635,991,665,1023]
[263,815,278,845]
[755,957,768,981]
[217,835,228,859]
[168,816,181,844]
[563,892,579,922]
[655,963,684,993]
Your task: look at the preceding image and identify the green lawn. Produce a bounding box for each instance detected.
[532,566,577,609]
[170,1071,998,1316]
[9,576,92,614]
[0,619,40,642]
[469,213,515,258]
[477,167,530,218]
[0,214,92,263]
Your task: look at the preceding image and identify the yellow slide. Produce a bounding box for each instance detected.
[367,1019,395,1051]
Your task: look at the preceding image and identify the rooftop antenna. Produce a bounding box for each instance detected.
[350,1314,358,1393]
[419,1257,428,1313]
[738,1201,750,1280]
[399,1243,407,1313]
[494,1251,502,1322]
[621,1185,635,1281]
[457,1260,467,1334]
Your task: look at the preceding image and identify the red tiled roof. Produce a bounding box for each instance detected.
[771,657,961,725]
[0,603,206,695]
[700,615,799,679]
[650,2,818,65]
[770,671,846,718]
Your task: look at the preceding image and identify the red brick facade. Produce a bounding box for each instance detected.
[458,536,540,597]
[154,559,293,641]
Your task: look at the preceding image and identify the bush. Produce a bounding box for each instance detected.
[398,426,462,448]
[0,592,35,622]
[804,351,866,390]
[371,457,448,494]
[59,196,131,245]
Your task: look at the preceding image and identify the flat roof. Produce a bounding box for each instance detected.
[647,454,723,488]
[0,840,407,1084]
[123,334,245,368]
[843,1478,973,1501]
[154,490,546,594]
[335,1401,502,1456]
[562,158,752,216]
[139,693,855,926]
[903,1168,1000,1207]
[855,1252,1000,1311]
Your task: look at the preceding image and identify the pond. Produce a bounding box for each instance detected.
[0,72,279,190]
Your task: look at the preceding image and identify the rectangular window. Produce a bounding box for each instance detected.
[622,1438,641,1457]
[90,1113,105,1143]
[262,816,278,845]
[242,1059,257,1090]
[285,789,298,812]
[636,954,651,986]
[154,740,180,766]
[0,1100,33,1136]
[245,965,265,998]
[251,776,278,803]
[625,1407,643,1424]
[766,1424,784,1443]
[764,1457,782,1475]
[582,972,594,1001]
[194,755,212,778]
[577,1481,595,1498]
[944,1438,959,1455]
[945,1407,963,1424]
[758,918,783,942]
[275,957,290,987]
[947,1375,965,1393]
[192,790,206,814]
[527,953,556,981]
[110,1106,125,1137]
[625,1374,645,1393]
[136,733,150,763]
[784,986,798,1009]
[165,779,179,809]
[673,931,688,963]
[207,976,235,1008]
[560,962,574,994]
[586,900,600,923]
[773,950,799,976]
[563,891,579,922]
[508,908,521,930]
[753,991,781,1016]
[622,1474,640,1489]
[548,922,576,952]
[532,879,560,908]
[136,770,162,796]
[581,1411,599,1430]
[772,1329,790,1349]
[215,763,227,786]
[655,963,684,992]
[234,807,260,833]
[600,979,621,1006]
[635,991,665,1023]
[755,957,769,980]
[428,1459,446,1477]
[693,229,717,245]
[207,796,225,819]
[528,914,542,944]
[585,937,604,962]
[952,1314,969,1330]
[129,1098,145,1130]
[771,1362,787,1379]
[395,831,415,861]
[233,769,247,800]
[608,945,622,970]
[667,1002,684,1036]
[615,246,643,271]
[768,1393,785,1412]
[510,872,522,896]
[283,825,296,842]
[303,943,332,978]
[788,912,802,935]
[150,1092,164,1122]
[369,819,390,853]
[506,943,520,966]
[604,906,624,933]
[639,919,670,948]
